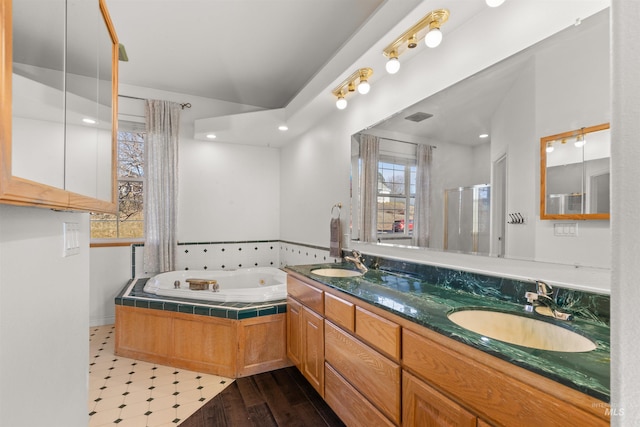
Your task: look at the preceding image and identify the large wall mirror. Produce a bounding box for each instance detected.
[350,7,610,267]
[1,0,117,212]
[540,123,610,220]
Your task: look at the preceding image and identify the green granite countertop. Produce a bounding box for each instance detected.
[286,263,610,402]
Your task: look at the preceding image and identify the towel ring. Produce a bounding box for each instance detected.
[331,203,342,219]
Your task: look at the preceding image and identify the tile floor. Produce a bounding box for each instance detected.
[89,325,233,427]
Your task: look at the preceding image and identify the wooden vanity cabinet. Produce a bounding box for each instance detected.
[286,277,324,396]
[325,320,401,425]
[325,292,355,332]
[355,306,401,361]
[402,327,609,427]
[301,305,324,394]
[325,362,395,427]
[285,271,610,427]
[286,297,302,368]
[403,370,477,427]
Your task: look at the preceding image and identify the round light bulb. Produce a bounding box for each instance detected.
[425,27,443,48]
[486,0,505,7]
[278,125,288,131]
[386,57,400,74]
[336,97,347,110]
[358,80,370,95]
[546,145,554,153]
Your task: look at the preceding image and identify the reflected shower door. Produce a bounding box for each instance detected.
[444,185,491,254]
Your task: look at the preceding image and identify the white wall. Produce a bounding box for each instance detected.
[0,205,90,427]
[179,140,280,242]
[90,246,131,326]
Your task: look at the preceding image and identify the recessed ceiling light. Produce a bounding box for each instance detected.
[479,133,489,139]
[82,118,96,124]
[206,133,217,139]
[278,125,288,131]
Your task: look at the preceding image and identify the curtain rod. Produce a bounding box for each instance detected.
[359,133,437,149]
[118,94,192,110]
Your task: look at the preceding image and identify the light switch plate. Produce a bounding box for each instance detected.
[63,222,80,256]
[553,222,578,237]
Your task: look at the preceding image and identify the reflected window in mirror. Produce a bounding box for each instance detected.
[354,135,433,246]
[540,123,610,220]
[377,157,416,237]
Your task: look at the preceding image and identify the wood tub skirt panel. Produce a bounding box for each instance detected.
[115,305,291,378]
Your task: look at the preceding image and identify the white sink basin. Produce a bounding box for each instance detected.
[448,309,596,352]
[311,268,363,278]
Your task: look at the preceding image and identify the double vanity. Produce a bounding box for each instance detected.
[285,259,610,426]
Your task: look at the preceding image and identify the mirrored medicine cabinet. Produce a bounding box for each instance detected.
[0,0,118,213]
[540,123,610,220]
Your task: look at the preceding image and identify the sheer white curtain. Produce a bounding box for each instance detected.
[360,134,380,243]
[143,100,180,274]
[413,144,433,247]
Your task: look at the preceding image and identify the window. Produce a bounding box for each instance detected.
[377,156,416,235]
[90,121,145,239]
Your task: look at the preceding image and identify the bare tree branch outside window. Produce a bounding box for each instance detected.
[90,127,145,239]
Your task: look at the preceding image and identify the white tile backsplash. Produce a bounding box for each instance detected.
[132,241,334,277]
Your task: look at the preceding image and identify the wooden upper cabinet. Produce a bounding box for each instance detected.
[1,0,118,213]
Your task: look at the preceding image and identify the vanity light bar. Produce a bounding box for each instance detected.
[382,9,450,74]
[331,68,374,110]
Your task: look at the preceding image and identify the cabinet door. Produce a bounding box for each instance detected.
[286,297,302,368]
[403,371,476,427]
[301,306,324,397]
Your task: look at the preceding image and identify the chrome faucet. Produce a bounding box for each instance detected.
[344,250,368,273]
[525,281,573,321]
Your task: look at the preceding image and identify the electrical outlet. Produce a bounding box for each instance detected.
[63,222,80,256]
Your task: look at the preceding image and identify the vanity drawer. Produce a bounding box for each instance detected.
[287,276,324,315]
[325,320,401,424]
[325,292,355,332]
[325,362,395,427]
[356,306,401,360]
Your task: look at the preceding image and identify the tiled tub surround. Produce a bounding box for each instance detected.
[130,241,340,278]
[286,260,610,402]
[116,278,287,321]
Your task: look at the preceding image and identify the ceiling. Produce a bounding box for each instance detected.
[16,1,608,148]
[108,0,391,109]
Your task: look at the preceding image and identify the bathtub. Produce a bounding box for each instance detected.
[143,267,287,303]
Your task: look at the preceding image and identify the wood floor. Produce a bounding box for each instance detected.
[180,367,346,427]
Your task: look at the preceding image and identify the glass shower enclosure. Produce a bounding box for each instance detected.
[444,184,491,255]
